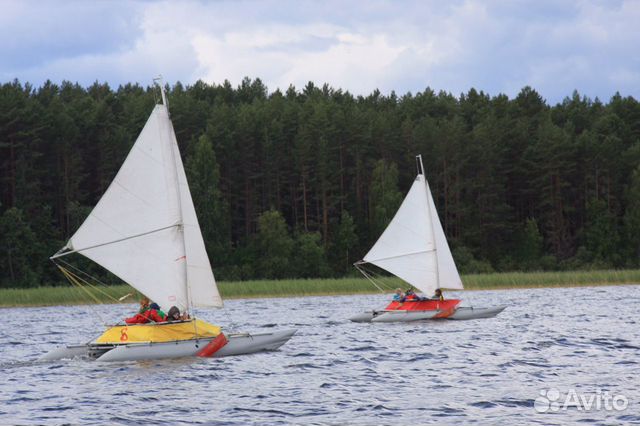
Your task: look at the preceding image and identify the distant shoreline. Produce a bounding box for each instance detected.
[1,269,638,307]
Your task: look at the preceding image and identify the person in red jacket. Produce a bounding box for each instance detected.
[124,299,166,324]
[404,288,419,301]
[145,303,166,322]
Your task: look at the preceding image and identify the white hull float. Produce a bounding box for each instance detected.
[371,309,441,323]
[448,306,507,320]
[349,307,505,323]
[42,329,296,362]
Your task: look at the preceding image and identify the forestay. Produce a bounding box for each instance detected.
[56,104,223,311]
[362,173,463,296]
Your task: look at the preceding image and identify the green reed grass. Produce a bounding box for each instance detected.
[462,269,640,289]
[1,269,639,307]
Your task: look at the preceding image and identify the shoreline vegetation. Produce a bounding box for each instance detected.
[4,81,640,294]
[1,269,639,308]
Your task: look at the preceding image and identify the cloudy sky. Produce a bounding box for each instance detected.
[1,0,638,104]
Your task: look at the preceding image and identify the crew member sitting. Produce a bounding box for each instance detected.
[166,306,182,322]
[147,303,166,322]
[404,288,420,301]
[138,297,150,314]
[432,288,445,301]
[125,300,167,324]
[392,288,406,302]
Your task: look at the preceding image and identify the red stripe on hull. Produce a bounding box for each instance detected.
[197,333,228,357]
[384,299,460,318]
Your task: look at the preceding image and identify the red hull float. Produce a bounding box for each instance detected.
[383,299,461,318]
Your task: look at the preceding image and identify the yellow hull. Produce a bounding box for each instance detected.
[94,319,221,344]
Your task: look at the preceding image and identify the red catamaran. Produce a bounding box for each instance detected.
[350,155,506,323]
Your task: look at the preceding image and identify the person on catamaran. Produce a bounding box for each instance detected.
[392,288,406,302]
[432,288,444,301]
[138,297,150,313]
[148,303,166,321]
[125,300,167,324]
[405,288,426,301]
[166,306,192,322]
[123,296,149,322]
[166,306,182,322]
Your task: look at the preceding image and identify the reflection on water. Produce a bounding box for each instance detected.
[1,286,639,425]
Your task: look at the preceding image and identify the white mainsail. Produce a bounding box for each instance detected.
[362,163,463,296]
[54,102,223,311]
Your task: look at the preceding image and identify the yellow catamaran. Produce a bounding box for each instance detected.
[43,79,295,362]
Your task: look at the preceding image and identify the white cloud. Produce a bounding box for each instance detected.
[1,0,638,103]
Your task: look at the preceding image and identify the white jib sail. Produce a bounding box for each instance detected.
[61,104,222,311]
[363,173,463,296]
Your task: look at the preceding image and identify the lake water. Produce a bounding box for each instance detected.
[1,285,639,425]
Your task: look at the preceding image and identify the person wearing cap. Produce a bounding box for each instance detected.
[146,303,166,322]
[125,299,166,324]
[404,288,420,301]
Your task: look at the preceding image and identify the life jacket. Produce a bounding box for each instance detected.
[144,309,166,323]
[124,309,166,324]
[405,293,418,301]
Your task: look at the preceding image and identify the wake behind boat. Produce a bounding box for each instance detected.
[43,79,295,362]
[350,155,506,323]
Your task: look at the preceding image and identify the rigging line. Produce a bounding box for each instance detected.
[61,265,121,304]
[363,268,386,292]
[56,265,110,326]
[54,260,131,325]
[59,269,93,308]
[355,264,387,293]
[50,224,180,259]
[53,258,120,303]
[364,267,398,290]
[55,258,113,294]
[58,265,102,305]
[363,268,399,292]
[356,262,393,288]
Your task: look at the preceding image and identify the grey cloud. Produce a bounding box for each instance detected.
[0,0,637,104]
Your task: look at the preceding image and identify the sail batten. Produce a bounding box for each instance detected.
[361,171,463,296]
[361,248,436,264]
[60,104,222,311]
[51,224,180,259]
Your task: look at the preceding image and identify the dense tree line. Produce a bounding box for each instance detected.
[1,78,639,288]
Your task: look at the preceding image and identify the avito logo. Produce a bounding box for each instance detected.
[535,388,628,413]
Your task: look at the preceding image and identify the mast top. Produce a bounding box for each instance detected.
[153,75,169,112]
[415,154,425,176]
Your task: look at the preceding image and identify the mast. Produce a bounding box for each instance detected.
[154,77,192,311]
[417,154,440,291]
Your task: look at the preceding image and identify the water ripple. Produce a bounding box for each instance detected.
[1,286,639,425]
